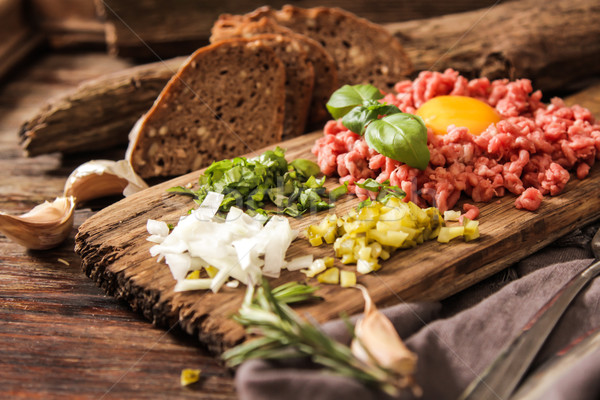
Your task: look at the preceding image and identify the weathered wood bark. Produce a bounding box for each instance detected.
[97,0,498,59]
[29,0,106,49]
[0,0,43,81]
[387,0,600,92]
[19,56,185,157]
[20,0,600,157]
[75,130,600,354]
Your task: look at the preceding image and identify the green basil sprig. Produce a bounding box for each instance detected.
[326,84,383,119]
[326,84,430,171]
[355,179,406,210]
[342,99,402,135]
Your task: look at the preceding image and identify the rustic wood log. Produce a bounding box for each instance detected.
[29,0,106,49]
[19,56,185,157]
[387,0,600,92]
[0,0,43,81]
[20,0,600,157]
[97,0,498,59]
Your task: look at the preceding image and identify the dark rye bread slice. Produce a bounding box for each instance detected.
[245,34,314,140]
[244,5,412,92]
[211,15,337,126]
[126,39,285,178]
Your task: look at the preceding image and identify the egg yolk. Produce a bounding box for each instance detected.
[415,95,501,136]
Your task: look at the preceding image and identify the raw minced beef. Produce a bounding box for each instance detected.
[312,69,600,212]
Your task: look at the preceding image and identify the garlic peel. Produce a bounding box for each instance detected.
[64,160,148,204]
[0,196,75,250]
[351,285,418,377]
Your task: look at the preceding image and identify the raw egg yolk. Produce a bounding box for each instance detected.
[415,95,501,136]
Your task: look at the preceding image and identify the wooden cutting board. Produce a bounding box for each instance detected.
[75,131,600,354]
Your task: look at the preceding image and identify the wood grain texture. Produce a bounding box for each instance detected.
[0,52,236,399]
[387,0,600,92]
[98,0,498,59]
[75,130,600,354]
[19,56,186,157]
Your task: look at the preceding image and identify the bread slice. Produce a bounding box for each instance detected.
[245,34,314,140]
[243,5,412,92]
[211,15,337,126]
[126,39,285,178]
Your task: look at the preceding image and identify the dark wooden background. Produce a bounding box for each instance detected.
[1,1,599,399]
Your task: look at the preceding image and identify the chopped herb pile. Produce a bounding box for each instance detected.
[168,147,347,217]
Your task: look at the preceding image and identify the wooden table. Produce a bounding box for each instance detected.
[1,50,599,399]
[0,51,236,399]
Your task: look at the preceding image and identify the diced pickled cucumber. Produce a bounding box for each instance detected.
[205,266,218,278]
[301,258,327,277]
[437,226,465,243]
[317,267,340,284]
[340,270,357,287]
[463,218,480,241]
[306,198,476,277]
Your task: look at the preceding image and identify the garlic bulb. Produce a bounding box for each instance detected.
[0,196,75,250]
[351,285,418,377]
[64,160,147,204]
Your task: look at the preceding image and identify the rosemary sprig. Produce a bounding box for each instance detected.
[222,279,403,396]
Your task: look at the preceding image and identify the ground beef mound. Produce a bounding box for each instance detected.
[312,69,600,212]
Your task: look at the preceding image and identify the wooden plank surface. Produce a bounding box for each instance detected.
[0,52,236,399]
[75,127,600,354]
[1,51,600,399]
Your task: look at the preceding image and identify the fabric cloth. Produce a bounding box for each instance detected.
[236,222,600,400]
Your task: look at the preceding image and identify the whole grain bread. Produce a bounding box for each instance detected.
[243,5,412,92]
[244,34,314,140]
[126,39,285,178]
[211,15,337,126]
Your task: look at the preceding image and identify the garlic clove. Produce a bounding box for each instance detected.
[64,159,148,205]
[351,285,418,377]
[0,196,75,250]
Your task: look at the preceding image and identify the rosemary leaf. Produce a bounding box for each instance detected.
[223,279,405,396]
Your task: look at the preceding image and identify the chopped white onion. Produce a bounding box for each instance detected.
[193,192,224,221]
[147,192,298,293]
[147,219,170,237]
[226,280,240,288]
[165,253,192,281]
[285,255,314,271]
[174,279,212,292]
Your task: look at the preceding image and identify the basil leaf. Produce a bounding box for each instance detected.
[364,113,430,170]
[355,178,383,192]
[304,175,326,189]
[356,198,372,211]
[166,186,197,196]
[342,101,401,135]
[290,159,321,179]
[329,182,348,201]
[326,84,384,119]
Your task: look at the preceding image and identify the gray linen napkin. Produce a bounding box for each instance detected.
[236,222,600,400]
